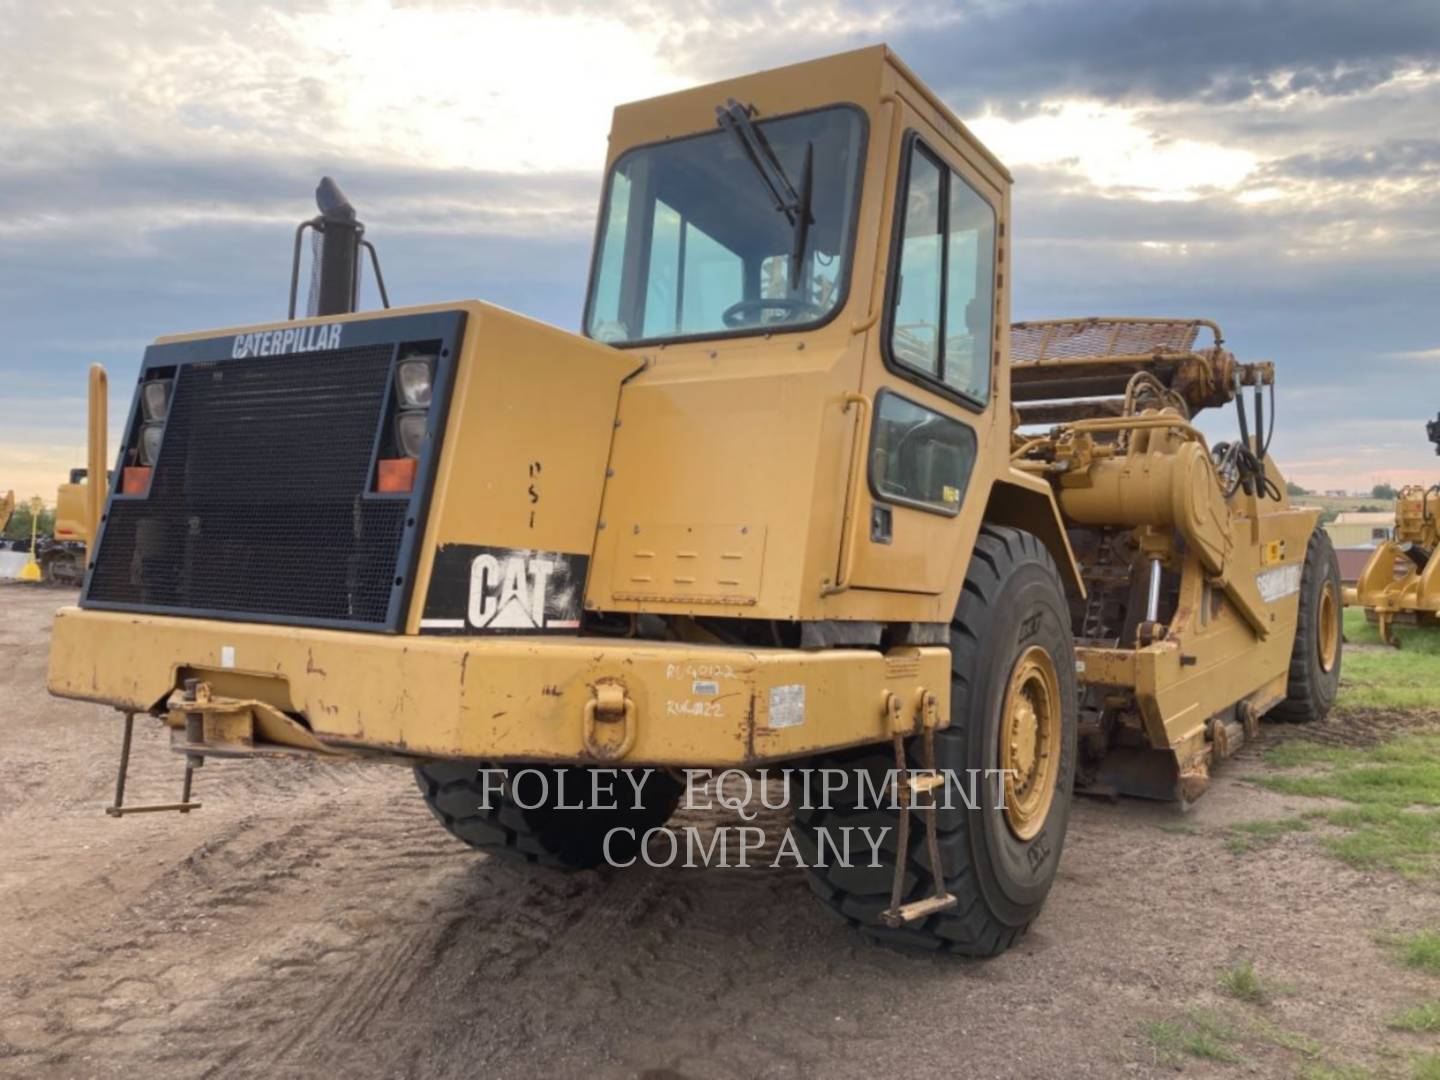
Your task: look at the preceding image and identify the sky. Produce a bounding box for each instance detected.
[1,0,1438,499]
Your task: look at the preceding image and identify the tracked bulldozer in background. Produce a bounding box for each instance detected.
[48,46,1340,956]
[1345,413,1440,645]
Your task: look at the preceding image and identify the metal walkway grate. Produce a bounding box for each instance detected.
[1011,318,1208,363]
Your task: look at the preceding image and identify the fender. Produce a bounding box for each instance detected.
[984,470,1086,600]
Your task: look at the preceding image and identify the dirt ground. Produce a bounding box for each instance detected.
[2,584,1437,1080]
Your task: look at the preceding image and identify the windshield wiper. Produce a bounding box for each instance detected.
[715,99,814,283]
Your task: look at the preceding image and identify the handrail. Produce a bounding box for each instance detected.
[86,363,108,568]
[823,392,871,596]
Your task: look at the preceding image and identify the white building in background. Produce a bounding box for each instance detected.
[1325,511,1396,549]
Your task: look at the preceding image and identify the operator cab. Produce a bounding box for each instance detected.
[585,104,866,345]
[582,46,1024,630]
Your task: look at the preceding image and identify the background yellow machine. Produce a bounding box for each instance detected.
[1345,414,1440,645]
[5,367,109,585]
[48,47,1340,955]
[39,466,99,585]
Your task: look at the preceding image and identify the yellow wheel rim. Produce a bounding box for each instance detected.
[1318,579,1339,673]
[999,646,1062,841]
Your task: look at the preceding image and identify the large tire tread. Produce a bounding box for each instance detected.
[414,761,681,870]
[1270,528,1342,723]
[795,525,1077,956]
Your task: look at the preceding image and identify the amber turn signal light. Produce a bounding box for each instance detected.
[376,457,416,493]
[121,466,152,495]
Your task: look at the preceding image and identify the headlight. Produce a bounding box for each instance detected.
[139,422,165,466]
[141,378,172,421]
[395,409,427,458]
[395,356,435,408]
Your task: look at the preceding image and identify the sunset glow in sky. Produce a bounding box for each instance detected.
[2,0,1437,498]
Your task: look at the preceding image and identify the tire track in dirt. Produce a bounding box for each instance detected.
[8,588,1440,1079]
[1,781,451,1075]
[1233,706,1440,766]
[364,800,888,1080]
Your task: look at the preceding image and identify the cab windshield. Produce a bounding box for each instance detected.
[585,105,866,345]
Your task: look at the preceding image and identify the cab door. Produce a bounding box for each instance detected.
[846,128,1003,594]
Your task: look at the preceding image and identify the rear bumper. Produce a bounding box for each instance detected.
[47,607,949,766]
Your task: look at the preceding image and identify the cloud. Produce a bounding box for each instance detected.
[1262,138,1440,183]
[881,0,1440,113]
[447,0,1440,113]
[0,1,688,176]
[2,0,1439,496]
[1387,347,1440,362]
[0,145,602,244]
[968,103,1259,201]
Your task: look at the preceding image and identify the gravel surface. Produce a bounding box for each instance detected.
[2,583,1437,1079]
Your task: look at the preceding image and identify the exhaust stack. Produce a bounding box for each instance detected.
[287,176,389,318]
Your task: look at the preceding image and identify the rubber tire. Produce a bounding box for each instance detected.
[794,526,1078,956]
[41,548,84,586]
[414,761,682,869]
[1270,528,1342,722]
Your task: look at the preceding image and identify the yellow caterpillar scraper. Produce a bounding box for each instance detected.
[48,47,1340,955]
[1345,413,1440,645]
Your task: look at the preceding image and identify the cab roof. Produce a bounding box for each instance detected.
[605,45,1012,185]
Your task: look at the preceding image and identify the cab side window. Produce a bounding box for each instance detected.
[944,177,996,402]
[890,151,943,377]
[869,391,977,515]
[887,138,997,406]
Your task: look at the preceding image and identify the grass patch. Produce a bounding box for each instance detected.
[1141,1009,1245,1065]
[1385,930,1440,977]
[1323,806,1440,879]
[1224,817,1310,855]
[1344,607,1440,651]
[1257,726,1440,878]
[1339,650,1440,710]
[1340,608,1440,709]
[1265,740,1364,769]
[1254,1019,1321,1058]
[1144,1006,1354,1073]
[1389,1001,1440,1033]
[1415,1054,1440,1080]
[1299,1063,1374,1080]
[1158,822,1200,835]
[1261,733,1440,807]
[1220,957,1274,1003]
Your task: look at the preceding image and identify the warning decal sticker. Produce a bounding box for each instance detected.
[1255,562,1303,605]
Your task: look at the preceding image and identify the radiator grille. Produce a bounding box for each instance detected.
[87,345,409,626]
